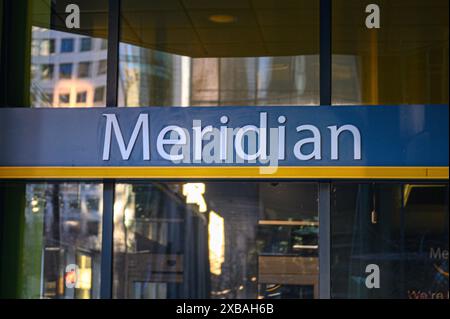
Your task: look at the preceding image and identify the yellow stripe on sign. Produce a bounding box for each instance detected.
[0,166,448,179]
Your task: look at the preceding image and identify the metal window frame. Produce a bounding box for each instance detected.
[100,0,120,299]
[100,0,333,299]
[319,0,332,299]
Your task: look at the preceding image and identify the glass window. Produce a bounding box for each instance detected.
[58,92,70,105]
[97,59,107,75]
[60,38,74,53]
[113,182,319,299]
[0,182,103,298]
[332,0,449,105]
[40,39,55,56]
[76,91,87,104]
[78,62,92,78]
[59,63,73,79]
[94,86,105,103]
[44,92,54,104]
[99,39,108,50]
[80,38,92,52]
[331,183,449,299]
[32,90,54,108]
[28,1,108,108]
[31,39,40,57]
[40,64,54,80]
[118,0,319,107]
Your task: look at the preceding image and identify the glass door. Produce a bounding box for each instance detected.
[331,183,449,299]
[113,181,319,299]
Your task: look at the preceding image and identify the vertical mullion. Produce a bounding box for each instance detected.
[319,182,331,299]
[106,0,120,107]
[319,0,332,299]
[100,0,120,299]
[320,0,331,106]
[100,180,115,298]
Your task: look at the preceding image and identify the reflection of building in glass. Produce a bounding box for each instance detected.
[31,28,107,107]
[111,182,319,299]
[118,44,320,107]
[332,55,362,105]
[25,183,102,299]
[331,183,449,299]
[113,183,210,299]
[1,0,446,301]
[208,211,225,276]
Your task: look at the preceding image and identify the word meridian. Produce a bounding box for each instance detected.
[102,112,362,166]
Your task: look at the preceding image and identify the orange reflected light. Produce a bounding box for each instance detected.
[208,210,225,276]
[53,79,95,107]
[183,183,207,213]
[65,270,77,286]
[208,14,236,24]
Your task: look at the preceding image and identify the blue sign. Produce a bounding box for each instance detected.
[0,105,448,179]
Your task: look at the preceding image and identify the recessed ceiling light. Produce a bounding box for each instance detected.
[208,14,236,24]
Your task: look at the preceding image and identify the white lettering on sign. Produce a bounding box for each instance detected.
[328,125,362,160]
[235,112,268,161]
[101,112,362,165]
[102,113,150,160]
[157,125,187,161]
[294,125,322,160]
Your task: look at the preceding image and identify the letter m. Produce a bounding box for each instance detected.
[102,113,150,160]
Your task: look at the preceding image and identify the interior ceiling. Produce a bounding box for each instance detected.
[120,0,319,57]
[37,0,448,58]
[333,0,449,55]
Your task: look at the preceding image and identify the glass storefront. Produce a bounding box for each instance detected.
[0,182,103,298]
[3,0,109,108]
[0,0,448,299]
[2,180,447,299]
[118,0,320,107]
[331,183,449,298]
[30,1,108,107]
[332,0,449,105]
[113,182,318,299]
